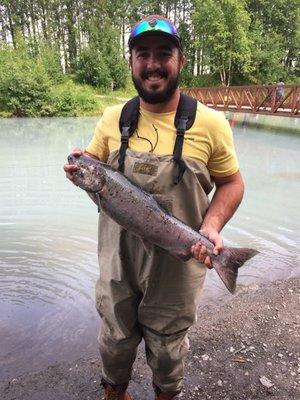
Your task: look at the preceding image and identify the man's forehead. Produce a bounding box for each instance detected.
[132,35,177,51]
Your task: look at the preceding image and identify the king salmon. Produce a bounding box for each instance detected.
[68,154,258,293]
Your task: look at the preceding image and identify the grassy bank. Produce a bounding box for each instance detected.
[0,80,137,119]
[96,83,137,115]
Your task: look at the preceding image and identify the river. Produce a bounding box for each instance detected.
[0,116,299,380]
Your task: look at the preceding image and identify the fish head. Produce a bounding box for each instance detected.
[68,154,106,192]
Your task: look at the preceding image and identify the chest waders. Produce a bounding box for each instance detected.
[96,94,214,394]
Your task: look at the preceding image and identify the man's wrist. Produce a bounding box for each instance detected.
[200,218,222,233]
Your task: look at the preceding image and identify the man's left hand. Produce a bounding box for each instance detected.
[191,229,223,269]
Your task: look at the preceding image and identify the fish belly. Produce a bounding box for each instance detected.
[100,172,199,258]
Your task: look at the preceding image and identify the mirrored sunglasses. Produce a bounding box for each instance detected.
[130,19,179,39]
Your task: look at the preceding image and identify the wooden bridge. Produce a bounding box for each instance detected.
[184,84,300,118]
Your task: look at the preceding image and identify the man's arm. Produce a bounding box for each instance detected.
[191,170,244,267]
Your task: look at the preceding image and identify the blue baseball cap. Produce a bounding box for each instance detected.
[128,15,182,50]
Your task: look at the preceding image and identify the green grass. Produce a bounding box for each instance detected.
[95,80,137,114]
[0,78,137,118]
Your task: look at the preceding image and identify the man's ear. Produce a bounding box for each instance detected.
[179,54,186,72]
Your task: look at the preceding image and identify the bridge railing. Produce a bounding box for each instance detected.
[184,84,300,117]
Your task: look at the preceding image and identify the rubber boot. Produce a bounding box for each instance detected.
[154,385,180,400]
[101,380,133,400]
[155,392,179,400]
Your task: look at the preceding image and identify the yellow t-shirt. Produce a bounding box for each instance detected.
[86,101,239,177]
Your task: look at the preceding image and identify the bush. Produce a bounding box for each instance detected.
[0,44,100,117]
[105,51,129,90]
[38,43,65,84]
[50,80,99,116]
[0,47,54,116]
[76,47,112,89]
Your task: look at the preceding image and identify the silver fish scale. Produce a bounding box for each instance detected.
[99,167,212,259]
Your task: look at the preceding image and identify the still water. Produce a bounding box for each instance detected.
[0,116,299,379]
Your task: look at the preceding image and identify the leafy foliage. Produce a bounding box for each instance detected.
[50,81,99,116]
[76,47,113,89]
[193,0,252,86]
[0,45,53,116]
[105,51,129,90]
[38,43,65,84]
[0,0,298,118]
[0,44,98,117]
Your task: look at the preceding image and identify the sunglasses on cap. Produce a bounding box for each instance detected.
[128,18,182,49]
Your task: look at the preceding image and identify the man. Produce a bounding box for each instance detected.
[276,78,285,102]
[64,15,244,400]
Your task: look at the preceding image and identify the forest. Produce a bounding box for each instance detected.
[0,0,299,117]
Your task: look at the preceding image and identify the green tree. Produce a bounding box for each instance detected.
[245,20,285,83]
[0,44,53,116]
[193,0,252,86]
[38,41,65,83]
[247,0,300,81]
[76,46,112,89]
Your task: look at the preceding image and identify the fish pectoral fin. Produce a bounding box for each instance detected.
[86,191,101,213]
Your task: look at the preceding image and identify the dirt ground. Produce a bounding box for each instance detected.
[1,278,299,400]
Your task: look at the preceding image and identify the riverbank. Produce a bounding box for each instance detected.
[1,278,299,400]
[0,82,136,119]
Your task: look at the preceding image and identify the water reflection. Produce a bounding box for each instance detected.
[0,117,299,379]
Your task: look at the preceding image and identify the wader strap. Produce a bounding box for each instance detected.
[118,126,130,173]
[118,96,140,172]
[173,94,197,184]
[118,93,197,179]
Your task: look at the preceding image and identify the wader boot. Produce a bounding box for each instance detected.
[154,385,180,399]
[101,380,133,400]
[155,393,179,400]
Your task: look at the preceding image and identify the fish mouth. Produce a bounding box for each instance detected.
[68,154,78,165]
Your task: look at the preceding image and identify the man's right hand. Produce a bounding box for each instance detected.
[63,148,84,184]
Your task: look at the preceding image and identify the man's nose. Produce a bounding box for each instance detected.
[146,52,160,69]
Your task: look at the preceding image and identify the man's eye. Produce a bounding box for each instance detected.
[160,51,172,58]
[137,52,148,58]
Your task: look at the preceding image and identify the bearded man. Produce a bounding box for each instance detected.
[64,15,244,400]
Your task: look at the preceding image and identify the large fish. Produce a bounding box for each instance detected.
[68,154,258,293]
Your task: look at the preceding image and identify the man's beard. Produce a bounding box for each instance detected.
[132,68,180,104]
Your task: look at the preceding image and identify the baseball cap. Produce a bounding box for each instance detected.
[128,15,182,50]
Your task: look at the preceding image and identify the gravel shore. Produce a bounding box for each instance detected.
[1,278,299,400]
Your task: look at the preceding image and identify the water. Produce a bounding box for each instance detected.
[0,116,299,380]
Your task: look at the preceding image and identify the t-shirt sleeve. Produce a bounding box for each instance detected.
[207,116,239,177]
[85,113,110,162]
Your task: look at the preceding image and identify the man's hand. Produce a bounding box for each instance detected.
[63,147,84,184]
[191,229,223,269]
[191,171,244,269]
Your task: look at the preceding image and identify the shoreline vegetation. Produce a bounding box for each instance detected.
[0,0,299,120]
[0,40,136,119]
[1,278,299,399]
[0,80,136,119]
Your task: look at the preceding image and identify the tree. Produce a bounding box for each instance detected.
[76,46,112,88]
[247,0,300,81]
[193,0,252,86]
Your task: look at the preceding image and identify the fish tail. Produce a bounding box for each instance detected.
[212,247,259,294]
